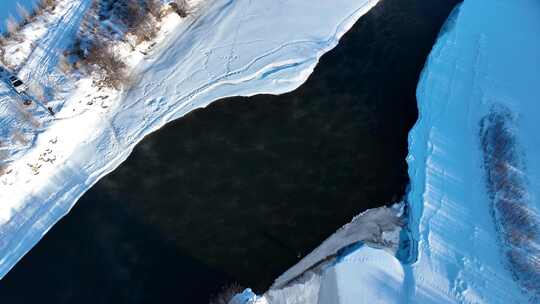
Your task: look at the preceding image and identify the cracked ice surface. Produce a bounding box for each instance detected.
[0,0,380,279]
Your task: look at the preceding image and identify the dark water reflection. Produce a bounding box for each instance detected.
[0,0,459,303]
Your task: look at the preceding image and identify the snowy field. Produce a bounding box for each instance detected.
[0,0,381,280]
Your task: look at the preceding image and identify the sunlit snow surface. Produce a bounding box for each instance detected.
[245,0,540,303]
[0,0,380,279]
[405,0,540,301]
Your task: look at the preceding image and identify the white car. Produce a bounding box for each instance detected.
[9,75,27,94]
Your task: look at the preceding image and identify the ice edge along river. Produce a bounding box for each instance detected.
[0,0,381,279]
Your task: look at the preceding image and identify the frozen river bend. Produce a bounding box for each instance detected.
[235,0,540,303]
[0,0,380,278]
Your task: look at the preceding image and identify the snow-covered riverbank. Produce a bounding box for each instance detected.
[0,0,381,280]
[405,0,540,301]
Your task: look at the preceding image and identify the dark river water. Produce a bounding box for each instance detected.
[0,0,459,303]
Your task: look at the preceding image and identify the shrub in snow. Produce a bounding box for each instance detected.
[118,0,162,44]
[169,0,191,18]
[83,41,128,88]
[37,0,57,12]
[62,0,173,87]
[209,283,246,304]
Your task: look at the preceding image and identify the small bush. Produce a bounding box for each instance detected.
[84,41,128,88]
[0,163,9,177]
[37,0,57,12]
[147,0,162,19]
[209,283,244,304]
[169,0,190,18]
[119,0,161,43]
[130,17,159,44]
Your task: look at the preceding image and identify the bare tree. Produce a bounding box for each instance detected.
[57,54,73,74]
[37,0,57,12]
[6,15,19,34]
[84,41,128,88]
[170,0,191,18]
[16,3,31,22]
[147,0,162,19]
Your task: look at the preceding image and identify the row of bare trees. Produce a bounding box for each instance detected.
[4,0,57,36]
[61,0,191,88]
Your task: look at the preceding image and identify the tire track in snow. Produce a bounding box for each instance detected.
[19,0,91,88]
